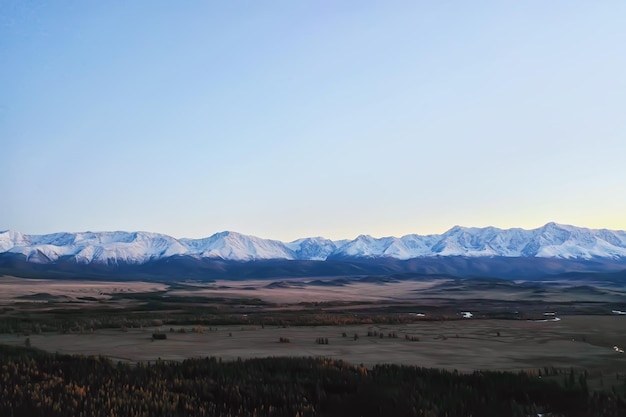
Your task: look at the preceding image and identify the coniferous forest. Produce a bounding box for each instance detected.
[1,345,625,417]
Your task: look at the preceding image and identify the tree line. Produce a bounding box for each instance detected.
[2,344,625,416]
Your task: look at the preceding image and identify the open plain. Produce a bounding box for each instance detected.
[1,316,624,371]
[2,274,626,390]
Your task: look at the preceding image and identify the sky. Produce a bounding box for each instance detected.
[1,1,625,241]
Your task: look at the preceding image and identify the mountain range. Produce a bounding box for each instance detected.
[2,223,626,280]
[2,222,626,263]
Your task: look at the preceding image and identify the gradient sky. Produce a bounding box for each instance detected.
[2,1,625,241]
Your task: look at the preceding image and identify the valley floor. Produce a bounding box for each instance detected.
[2,316,626,391]
[1,274,626,392]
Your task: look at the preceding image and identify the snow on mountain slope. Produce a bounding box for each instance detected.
[0,230,188,264]
[525,223,626,259]
[1,223,626,265]
[333,235,392,258]
[331,233,440,259]
[180,231,295,261]
[73,232,188,264]
[0,230,29,252]
[285,237,337,261]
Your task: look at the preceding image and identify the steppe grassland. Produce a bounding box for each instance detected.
[2,275,625,391]
[0,276,167,302]
[2,317,624,377]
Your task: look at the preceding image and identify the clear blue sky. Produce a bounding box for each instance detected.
[2,1,625,241]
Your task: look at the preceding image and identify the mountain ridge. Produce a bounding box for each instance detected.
[2,223,626,266]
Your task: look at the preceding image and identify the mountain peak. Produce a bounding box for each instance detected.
[444,225,467,234]
[541,222,572,230]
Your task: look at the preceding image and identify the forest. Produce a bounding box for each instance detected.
[1,344,625,417]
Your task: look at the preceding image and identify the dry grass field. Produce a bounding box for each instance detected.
[2,317,625,381]
[0,276,167,303]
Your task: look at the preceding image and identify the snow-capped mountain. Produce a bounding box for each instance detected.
[1,223,626,266]
[179,231,294,262]
[0,231,188,265]
[284,237,338,261]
